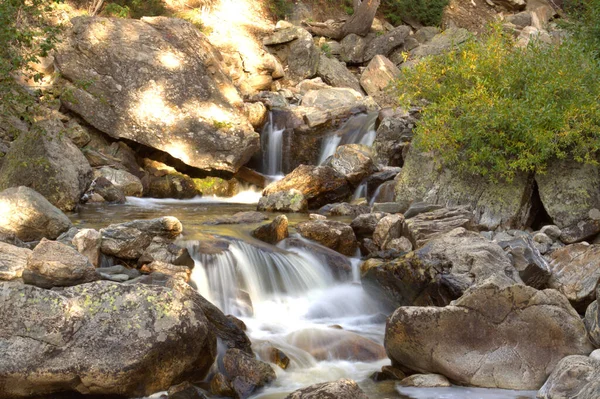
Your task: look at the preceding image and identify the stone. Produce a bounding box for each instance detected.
[403,202,444,219]
[211,373,235,397]
[296,220,357,256]
[540,225,562,240]
[0,281,216,397]
[138,237,194,268]
[0,119,92,211]
[506,11,533,27]
[0,242,31,281]
[0,186,72,242]
[395,148,534,230]
[167,382,208,399]
[560,220,600,244]
[252,215,289,245]
[23,238,98,288]
[254,342,290,370]
[266,26,320,83]
[363,228,522,310]
[585,299,600,347]
[386,283,594,390]
[371,202,403,214]
[373,214,405,250]
[309,213,327,221]
[340,33,371,64]
[257,190,308,213]
[100,217,183,260]
[548,243,600,311]
[373,108,418,166]
[285,379,369,399]
[538,355,600,398]
[385,236,413,252]
[98,265,140,280]
[403,206,475,248]
[325,144,377,187]
[411,28,471,59]
[414,27,440,43]
[146,173,199,199]
[72,228,102,267]
[534,232,553,245]
[94,166,143,197]
[350,212,388,240]
[364,25,411,61]
[56,16,259,173]
[302,88,364,110]
[88,176,126,203]
[366,167,401,198]
[320,203,370,217]
[399,374,451,387]
[316,54,363,93]
[360,55,401,98]
[496,236,551,289]
[223,348,276,396]
[203,211,268,225]
[262,165,351,209]
[142,261,191,282]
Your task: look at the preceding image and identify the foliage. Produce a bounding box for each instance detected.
[101,0,166,19]
[382,0,448,27]
[563,0,600,58]
[267,0,293,20]
[320,42,332,57]
[0,0,62,120]
[395,25,600,181]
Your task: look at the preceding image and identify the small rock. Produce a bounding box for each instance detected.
[309,213,327,221]
[399,374,451,387]
[372,202,403,214]
[72,228,102,267]
[534,232,553,245]
[168,382,208,399]
[210,373,235,397]
[541,225,562,241]
[296,220,358,256]
[285,379,368,399]
[252,215,289,244]
[373,214,405,250]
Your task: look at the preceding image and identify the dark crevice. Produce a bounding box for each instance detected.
[527,180,553,230]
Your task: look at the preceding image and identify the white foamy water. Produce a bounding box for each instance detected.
[125,188,262,206]
[318,112,378,165]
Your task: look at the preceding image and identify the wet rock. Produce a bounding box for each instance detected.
[364,25,411,61]
[94,166,143,197]
[316,54,363,93]
[100,216,183,260]
[320,202,370,217]
[496,236,551,289]
[223,348,276,397]
[0,187,72,242]
[325,144,377,186]
[263,165,351,209]
[351,212,388,240]
[0,119,92,211]
[366,167,401,198]
[373,108,418,167]
[168,382,208,399]
[403,206,475,248]
[204,211,268,225]
[254,342,290,370]
[373,214,405,250]
[370,181,396,204]
[210,373,235,397]
[548,243,600,312]
[0,280,217,397]
[309,213,327,221]
[252,215,289,245]
[72,228,102,267]
[296,220,358,256]
[285,378,369,399]
[360,55,400,99]
[363,228,522,309]
[0,242,31,281]
[23,238,98,288]
[147,173,198,199]
[257,189,308,213]
[538,355,600,398]
[56,17,259,173]
[89,176,126,203]
[386,283,594,390]
[138,237,194,268]
[399,374,451,387]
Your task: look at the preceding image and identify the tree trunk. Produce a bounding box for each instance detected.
[341,0,381,38]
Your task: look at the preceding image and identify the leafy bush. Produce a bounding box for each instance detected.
[267,0,293,20]
[382,0,449,27]
[102,0,166,19]
[564,0,600,57]
[395,25,600,181]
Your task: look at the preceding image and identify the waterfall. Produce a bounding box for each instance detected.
[318,112,378,165]
[352,181,367,201]
[261,112,285,178]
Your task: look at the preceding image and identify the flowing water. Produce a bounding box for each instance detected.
[318,112,378,165]
[261,112,285,181]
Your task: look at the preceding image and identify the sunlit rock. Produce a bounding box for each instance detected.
[0,242,31,281]
[93,166,143,197]
[285,378,369,399]
[538,354,600,398]
[296,220,357,256]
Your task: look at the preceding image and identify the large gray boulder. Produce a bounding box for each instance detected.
[316,54,363,93]
[0,186,72,242]
[285,379,369,399]
[373,108,417,167]
[395,148,534,230]
[360,55,400,99]
[403,206,475,248]
[0,281,216,398]
[363,25,411,62]
[538,355,600,398]
[296,220,357,256]
[0,119,92,211]
[264,25,319,83]
[496,236,551,289]
[0,242,31,281]
[385,283,594,390]
[56,16,259,173]
[411,28,471,59]
[325,144,377,186]
[93,166,143,197]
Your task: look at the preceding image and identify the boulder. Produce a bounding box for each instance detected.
[296,220,357,256]
[316,54,363,93]
[0,119,92,211]
[0,242,31,281]
[211,373,235,398]
[223,348,276,398]
[538,355,600,398]
[373,214,405,250]
[340,33,371,64]
[265,25,319,83]
[350,212,388,240]
[146,173,199,199]
[285,379,368,399]
[141,261,191,282]
[399,374,451,388]
[0,280,216,397]
[56,16,259,173]
[0,186,72,242]
[536,159,600,243]
[23,238,98,288]
[395,148,534,230]
[585,298,600,347]
[363,228,522,309]
[548,243,600,312]
[372,202,403,214]
[302,88,364,109]
[138,237,194,268]
[360,55,400,98]
[319,202,370,217]
[496,236,551,289]
[370,181,397,204]
[257,190,308,213]
[100,216,183,260]
[94,167,143,197]
[385,283,594,390]
[366,167,401,198]
[363,25,411,62]
[89,176,126,203]
[325,144,377,186]
[167,382,208,399]
[263,165,351,209]
[411,28,471,59]
[373,108,418,166]
[403,206,475,248]
[252,215,289,245]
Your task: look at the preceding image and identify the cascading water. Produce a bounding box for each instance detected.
[261,111,286,180]
[318,112,378,165]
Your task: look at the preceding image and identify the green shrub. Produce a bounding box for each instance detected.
[383,0,449,27]
[395,25,600,181]
[268,0,293,20]
[102,0,166,19]
[564,0,600,57]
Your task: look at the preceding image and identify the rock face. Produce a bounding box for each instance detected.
[363,228,522,309]
[385,283,594,390]
[100,216,183,260]
[496,236,551,289]
[265,25,319,83]
[360,55,400,98]
[94,167,143,197]
[296,220,357,256]
[262,165,351,209]
[252,215,289,245]
[0,186,72,242]
[285,379,369,399]
[0,119,92,211]
[373,108,417,166]
[395,148,534,230]
[0,242,31,281]
[257,189,308,212]
[0,281,216,398]
[56,16,259,173]
[404,206,475,248]
[548,243,600,311]
[538,355,600,399]
[364,25,411,62]
[23,239,98,288]
[325,144,377,186]
[316,54,363,93]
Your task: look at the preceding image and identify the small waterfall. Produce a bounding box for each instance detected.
[318,112,378,165]
[261,112,285,178]
[352,181,367,201]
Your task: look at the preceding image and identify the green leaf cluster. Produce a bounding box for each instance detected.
[382,0,449,27]
[563,0,600,58]
[395,25,600,181]
[102,0,166,19]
